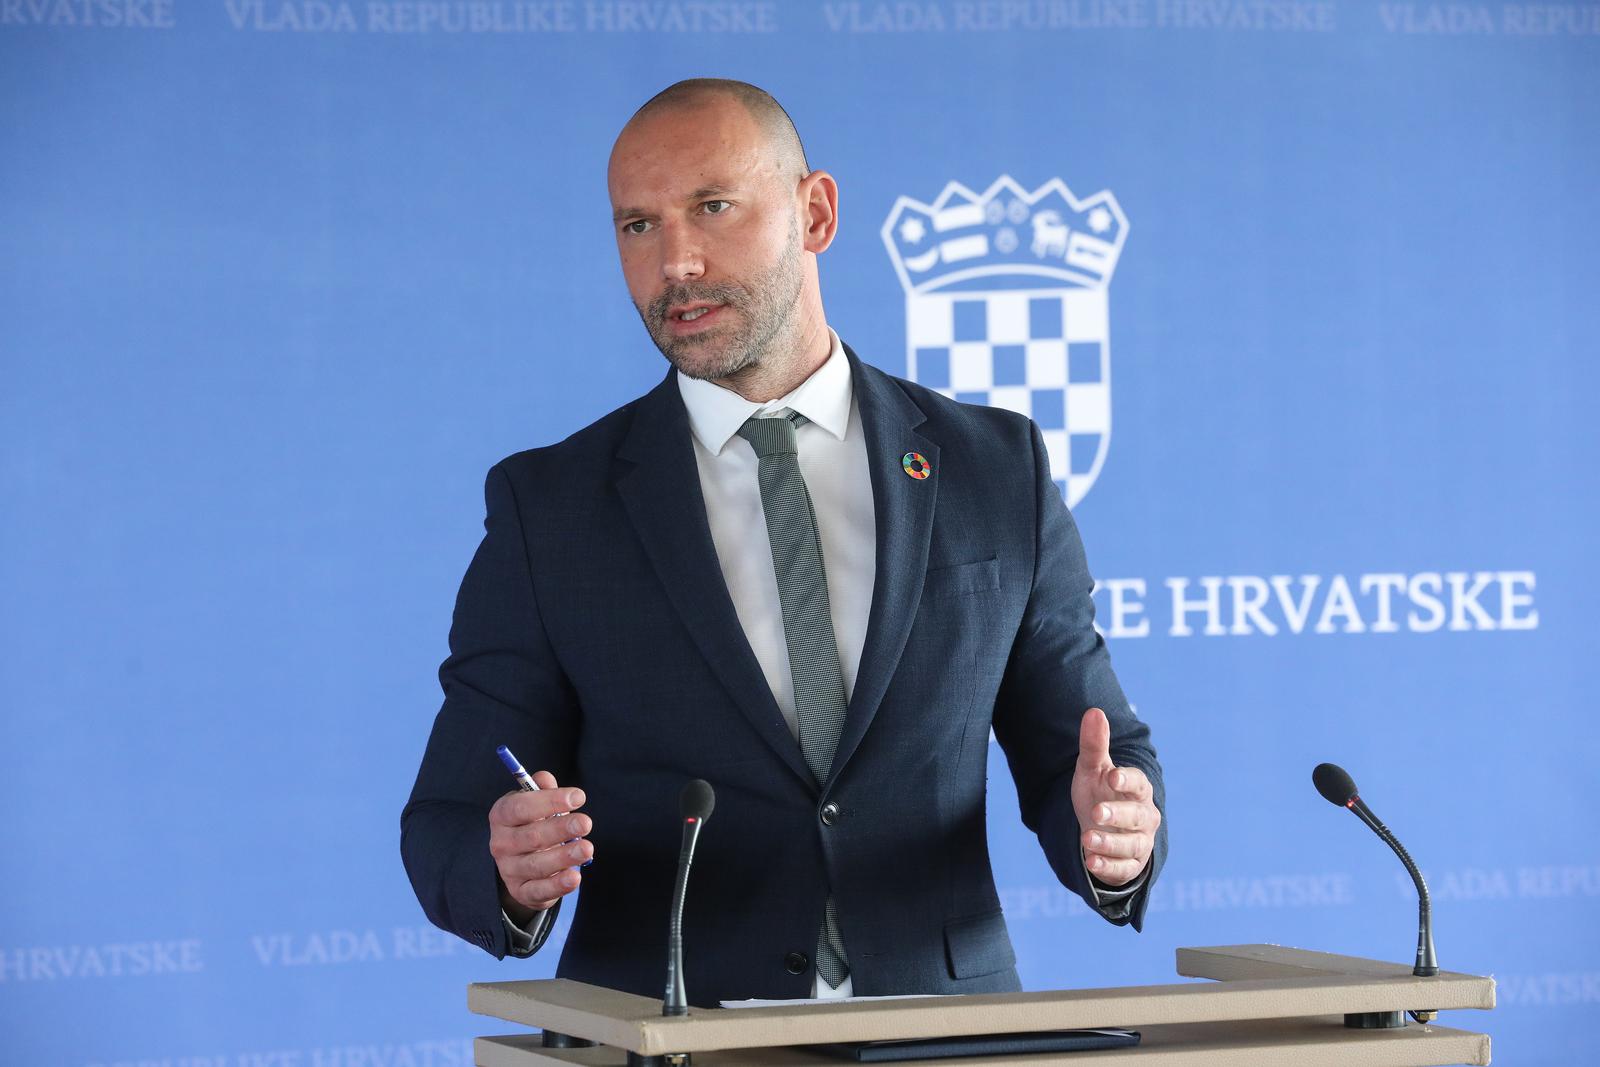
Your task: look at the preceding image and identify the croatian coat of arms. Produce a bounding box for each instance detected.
[881,176,1127,508]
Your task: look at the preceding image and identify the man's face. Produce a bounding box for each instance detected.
[607,97,805,382]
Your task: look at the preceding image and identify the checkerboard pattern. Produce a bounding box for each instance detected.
[905,287,1110,507]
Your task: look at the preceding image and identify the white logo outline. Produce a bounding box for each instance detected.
[882,175,1128,508]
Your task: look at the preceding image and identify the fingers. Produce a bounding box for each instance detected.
[486,769,593,911]
[1082,820,1151,885]
[1085,852,1146,886]
[1082,827,1149,861]
[1104,766,1152,802]
[493,811,592,856]
[489,784,586,828]
[1080,782,1158,887]
[1072,727,1157,890]
[505,861,586,911]
[494,825,595,911]
[1088,799,1160,834]
[1076,707,1113,773]
[505,837,595,885]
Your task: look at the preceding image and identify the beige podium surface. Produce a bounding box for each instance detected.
[468,945,1495,1066]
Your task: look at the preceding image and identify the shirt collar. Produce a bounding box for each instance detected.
[677,329,851,456]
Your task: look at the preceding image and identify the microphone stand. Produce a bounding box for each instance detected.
[636,780,715,1067]
[1313,763,1439,1029]
[663,813,704,1018]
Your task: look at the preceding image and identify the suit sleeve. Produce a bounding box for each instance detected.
[400,462,580,958]
[991,422,1167,930]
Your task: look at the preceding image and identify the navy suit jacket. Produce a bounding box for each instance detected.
[401,344,1166,1006]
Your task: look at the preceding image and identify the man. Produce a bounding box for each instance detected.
[401,79,1165,1007]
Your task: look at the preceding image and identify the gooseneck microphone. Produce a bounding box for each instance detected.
[663,779,716,1018]
[1313,762,1438,978]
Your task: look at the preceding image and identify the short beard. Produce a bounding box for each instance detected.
[636,225,803,383]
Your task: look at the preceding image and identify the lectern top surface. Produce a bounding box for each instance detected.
[468,946,1494,1057]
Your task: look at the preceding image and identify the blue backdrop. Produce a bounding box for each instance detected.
[3,3,1597,1063]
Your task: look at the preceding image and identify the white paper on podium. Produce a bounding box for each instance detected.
[719,993,947,1009]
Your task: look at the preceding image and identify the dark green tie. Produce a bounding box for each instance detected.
[737,413,851,989]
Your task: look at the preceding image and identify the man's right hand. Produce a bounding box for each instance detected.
[489,771,593,926]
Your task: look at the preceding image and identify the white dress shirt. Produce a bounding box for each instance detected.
[503,328,1140,994]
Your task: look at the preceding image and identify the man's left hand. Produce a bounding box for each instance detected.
[1071,706,1160,887]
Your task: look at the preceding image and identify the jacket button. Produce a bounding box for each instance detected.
[820,802,840,826]
[784,952,809,975]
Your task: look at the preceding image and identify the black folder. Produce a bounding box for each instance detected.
[809,1028,1140,1061]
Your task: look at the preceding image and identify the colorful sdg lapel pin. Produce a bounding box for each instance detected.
[902,452,932,480]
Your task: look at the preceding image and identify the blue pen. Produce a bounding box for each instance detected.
[497,745,591,867]
[496,745,541,792]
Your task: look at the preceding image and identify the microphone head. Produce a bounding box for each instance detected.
[680,778,716,822]
[1313,762,1359,807]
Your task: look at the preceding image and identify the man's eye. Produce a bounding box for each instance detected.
[622,219,652,235]
[703,200,731,215]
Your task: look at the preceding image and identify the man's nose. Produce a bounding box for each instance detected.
[658,222,704,283]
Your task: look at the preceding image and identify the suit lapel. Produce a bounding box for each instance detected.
[614,374,814,788]
[829,346,939,783]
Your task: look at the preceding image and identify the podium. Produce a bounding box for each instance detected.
[469,945,1494,1066]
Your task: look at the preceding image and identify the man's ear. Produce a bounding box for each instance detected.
[798,169,839,254]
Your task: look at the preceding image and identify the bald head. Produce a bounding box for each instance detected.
[625,79,809,184]
[606,79,839,402]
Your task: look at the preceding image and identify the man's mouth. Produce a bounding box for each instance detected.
[668,301,720,319]
[665,302,726,332]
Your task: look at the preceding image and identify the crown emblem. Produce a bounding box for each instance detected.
[881,175,1127,294]
[882,173,1128,511]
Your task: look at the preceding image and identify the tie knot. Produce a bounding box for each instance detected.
[737,412,808,458]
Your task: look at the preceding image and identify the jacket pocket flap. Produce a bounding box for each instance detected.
[923,557,1000,599]
[943,909,1016,980]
